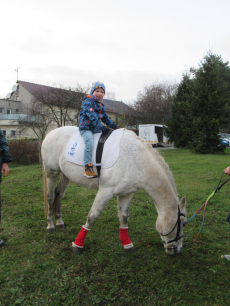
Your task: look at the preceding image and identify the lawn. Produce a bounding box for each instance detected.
[0,148,230,305]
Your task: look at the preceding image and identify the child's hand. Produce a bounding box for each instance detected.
[101,126,109,135]
[224,166,230,176]
[111,124,118,130]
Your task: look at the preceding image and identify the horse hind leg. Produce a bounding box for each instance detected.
[44,169,60,233]
[117,193,135,252]
[53,173,70,228]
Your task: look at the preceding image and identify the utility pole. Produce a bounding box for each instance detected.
[15,67,21,81]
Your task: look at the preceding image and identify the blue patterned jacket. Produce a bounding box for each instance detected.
[0,129,12,176]
[79,95,115,133]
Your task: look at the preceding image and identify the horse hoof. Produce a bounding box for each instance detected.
[72,245,83,255]
[0,239,5,247]
[56,224,65,229]
[124,247,135,253]
[47,227,55,234]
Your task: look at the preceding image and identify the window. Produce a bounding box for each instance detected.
[0,108,4,113]
[10,130,16,137]
[7,109,12,114]
[2,130,6,136]
[15,109,19,113]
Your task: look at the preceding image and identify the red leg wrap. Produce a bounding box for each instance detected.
[120,228,132,246]
[74,226,89,248]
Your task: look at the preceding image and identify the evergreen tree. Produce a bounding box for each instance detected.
[165,73,194,147]
[166,53,230,153]
[189,54,230,153]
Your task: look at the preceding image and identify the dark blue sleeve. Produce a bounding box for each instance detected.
[100,107,115,127]
[0,130,13,163]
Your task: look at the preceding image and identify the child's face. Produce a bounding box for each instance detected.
[93,88,105,100]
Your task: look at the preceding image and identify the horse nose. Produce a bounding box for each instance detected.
[166,248,177,256]
[178,246,183,254]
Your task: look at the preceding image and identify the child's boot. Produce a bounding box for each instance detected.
[84,164,98,178]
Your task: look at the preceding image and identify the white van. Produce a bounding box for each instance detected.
[139,124,169,147]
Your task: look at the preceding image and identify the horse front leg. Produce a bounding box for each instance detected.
[72,188,113,255]
[117,193,135,252]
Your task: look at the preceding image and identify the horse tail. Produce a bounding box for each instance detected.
[43,162,49,217]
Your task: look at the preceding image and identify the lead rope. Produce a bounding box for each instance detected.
[184,171,230,247]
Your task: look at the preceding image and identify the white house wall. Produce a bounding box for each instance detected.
[1,81,121,139]
[0,99,22,113]
[18,85,35,112]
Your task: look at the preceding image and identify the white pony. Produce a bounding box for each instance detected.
[41,126,187,256]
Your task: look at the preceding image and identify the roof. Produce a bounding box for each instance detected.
[18,80,56,96]
[17,80,130,114]
[103,98,131,115]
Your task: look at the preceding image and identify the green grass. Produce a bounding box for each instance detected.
[0,149,230,305]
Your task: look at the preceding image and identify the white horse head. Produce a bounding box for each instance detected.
[156,196,187,255]
[42,127,186,255]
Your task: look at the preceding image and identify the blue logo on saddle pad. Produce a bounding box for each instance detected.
[68,142,78,157]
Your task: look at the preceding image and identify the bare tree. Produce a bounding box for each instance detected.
[122,103,140,129]
[18,83,89,162]
[19,83,89,131]
[18,102,54,163]
[30,83,89,127]
[19,103,52,140]
[129,81,178,126]
[104,91,116,100]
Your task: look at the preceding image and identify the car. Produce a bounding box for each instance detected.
[194,135,230,146]
[218,134,230,146]
[193,135,229,147]
[221,139,229,146]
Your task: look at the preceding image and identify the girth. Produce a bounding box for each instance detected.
[96,129,114,176]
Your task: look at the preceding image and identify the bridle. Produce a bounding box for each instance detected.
[160,206,186,250]
[160,172,230,251]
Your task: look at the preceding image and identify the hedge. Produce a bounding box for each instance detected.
[8,139,39,165]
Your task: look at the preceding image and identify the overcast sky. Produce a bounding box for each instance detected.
[1,0,230,102]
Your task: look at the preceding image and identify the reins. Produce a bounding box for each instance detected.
[161,171,230,251]
[183,171,230,247]
[161,206,186,250]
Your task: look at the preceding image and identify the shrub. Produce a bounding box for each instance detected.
[8,139,39,165]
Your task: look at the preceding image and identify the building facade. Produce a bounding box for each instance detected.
[0,80,131,139]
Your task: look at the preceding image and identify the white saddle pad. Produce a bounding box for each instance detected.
[65,128,125,168]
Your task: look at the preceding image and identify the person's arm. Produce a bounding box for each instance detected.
[224,166,230,176]
[100,105,117,128]
[0,131,12,164]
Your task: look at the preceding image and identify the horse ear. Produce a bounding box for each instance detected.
[179,196,186,209]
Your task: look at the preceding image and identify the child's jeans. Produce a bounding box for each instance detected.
[80,130,94,166]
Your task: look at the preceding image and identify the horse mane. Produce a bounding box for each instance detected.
[136,135,178,196]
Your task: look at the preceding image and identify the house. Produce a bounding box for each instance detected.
[0,80,132,139]
[0,98,22,137]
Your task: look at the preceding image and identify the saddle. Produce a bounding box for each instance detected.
[96,129,114,176]
[65,128,125,172]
